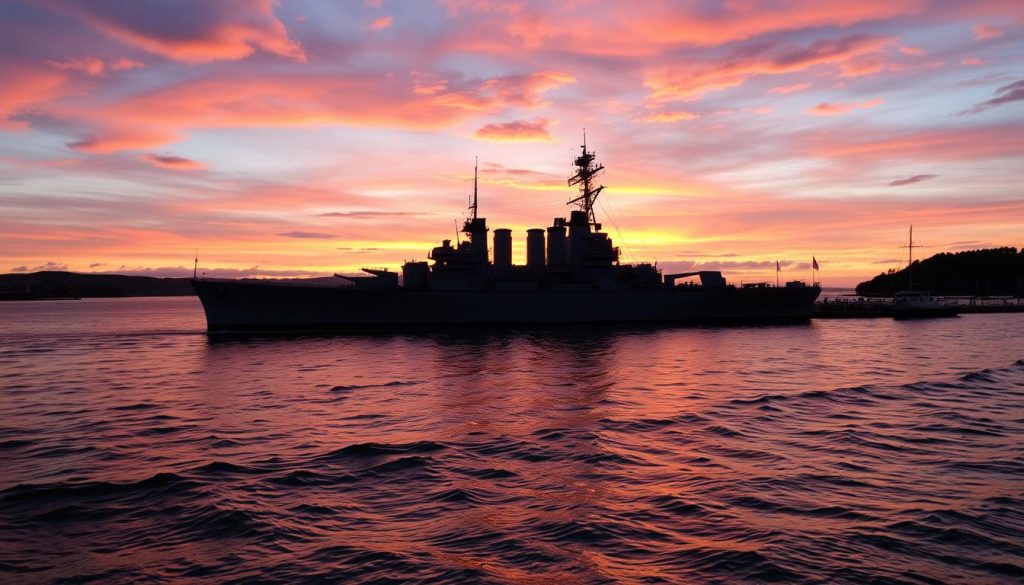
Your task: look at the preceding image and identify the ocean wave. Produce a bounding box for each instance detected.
[315,440,446,460]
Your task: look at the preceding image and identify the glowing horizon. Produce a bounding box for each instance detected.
[1,0,1022,287]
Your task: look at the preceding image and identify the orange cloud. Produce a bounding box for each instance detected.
[642,110,699,124]
[645,35,892,101]
[475,118,553,142]
[769,83,811,94]
[900,46,926,56]
[807,98,884,116]
[370,16,393,30]
[41,0,305,63]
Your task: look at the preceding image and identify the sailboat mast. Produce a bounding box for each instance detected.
[908,225,913,291]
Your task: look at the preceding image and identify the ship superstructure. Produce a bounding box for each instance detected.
[192,141,820,331]
[401,140,659,293]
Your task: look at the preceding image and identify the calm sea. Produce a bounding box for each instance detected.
[1,297,1022,584]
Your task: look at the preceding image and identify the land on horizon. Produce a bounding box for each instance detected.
[4,247,1021,301]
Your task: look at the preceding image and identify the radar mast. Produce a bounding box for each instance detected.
[567,130,605,227]
[463,156,483,234]
[470,156,478,221]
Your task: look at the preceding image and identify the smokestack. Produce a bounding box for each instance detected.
[493,228,512,270]
[547,225,567,271]
[527,228,545,270]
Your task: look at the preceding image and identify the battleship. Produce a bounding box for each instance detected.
[193,141,820,331]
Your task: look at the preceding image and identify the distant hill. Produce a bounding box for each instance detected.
[0,271,194,299]
[856,247,1024,297]
[0,271,351,300]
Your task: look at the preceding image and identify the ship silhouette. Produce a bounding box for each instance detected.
[193,141,821,331]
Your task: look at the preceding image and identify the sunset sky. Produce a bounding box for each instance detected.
[1,0,1022,286]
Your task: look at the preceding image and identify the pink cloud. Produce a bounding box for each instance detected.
[435,71,575,112]
[45,57,105,76]
[441,0,924,55]
[645,35,892,101]
[642,110,699,123]
[838,53,891,77]
[0,59,69,129]
[806,98,884,116]
[111,58,145,71]
[370,16,393,30]
[808,102,858,116]
[802,124,1024,161]
[141,153,204,170]
[769,83,811,94]
[899,46,925,56]
[69,128,181,153]
[973,25,1004,40]
[40,0,306,63]
[474,118,553,141]
[411,72,449,95]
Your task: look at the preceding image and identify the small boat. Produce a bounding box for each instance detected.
[892,226,958,319]
[893,291,958,319]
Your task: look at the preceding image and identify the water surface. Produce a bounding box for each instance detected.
[1,297,1022,583]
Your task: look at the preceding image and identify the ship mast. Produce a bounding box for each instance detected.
[462,156,482,234]
[567,130,605,227]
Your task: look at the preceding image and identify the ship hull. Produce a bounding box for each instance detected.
[192,280,821,332]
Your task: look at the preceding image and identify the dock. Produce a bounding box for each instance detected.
[813,297,1024,319]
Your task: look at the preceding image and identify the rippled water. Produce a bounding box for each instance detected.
[1,297,1023,584]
